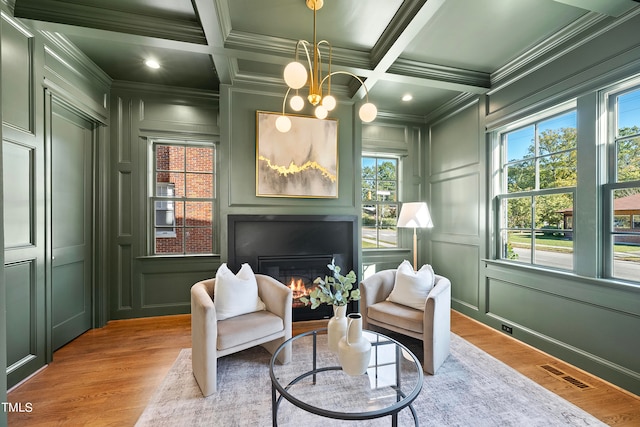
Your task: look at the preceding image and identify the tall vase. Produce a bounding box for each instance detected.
[338,313,372,376]
[327,305,348,353]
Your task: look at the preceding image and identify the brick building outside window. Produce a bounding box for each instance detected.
[152,141,216,255]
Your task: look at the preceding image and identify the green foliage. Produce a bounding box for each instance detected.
[505,241,519,260]
[616,126,640,184]
[507,125,639,230]
[362,212,376,226]
[507,126,640,234]
[299,259,360,309]
[535,193,572,229]
[362,157,397,202]
[505,197,531,229]
[507,127,577,227]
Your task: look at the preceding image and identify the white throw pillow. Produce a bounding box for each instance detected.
[386,260,435,310]
[214,263,266,320]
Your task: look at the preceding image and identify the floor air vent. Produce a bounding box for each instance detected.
[538,364,595,390]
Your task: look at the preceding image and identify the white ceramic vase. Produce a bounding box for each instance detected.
[327,305,348,353]
[338,313,372,376]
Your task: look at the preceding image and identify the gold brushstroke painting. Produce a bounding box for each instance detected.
[256,111,338,198]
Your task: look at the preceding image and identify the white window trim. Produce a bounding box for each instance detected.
[362,153,401,250]
[147,138,218,256]
[492,102,577,271]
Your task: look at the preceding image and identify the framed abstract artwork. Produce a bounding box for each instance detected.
[256,111,338,198]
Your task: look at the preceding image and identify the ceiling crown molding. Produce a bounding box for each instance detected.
[230,60,354,100]
[14,0,207,45]
[374,109,425,124]
[111,80,219,102]
[490,6,640,94]
[41,31,112,88]
[389,58,490,91]
[491,11,608,86]
[424,92,478,125]
[2,0,16,14]
[224,30,372,75]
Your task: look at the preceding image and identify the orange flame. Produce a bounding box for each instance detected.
[288,278,308,300]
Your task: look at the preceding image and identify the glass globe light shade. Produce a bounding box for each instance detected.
[315,105,328,119]
[283,62,308,90]
[290,95,305,111]
[359,102,377,123]
[275,115,291,133]
[322,95,336,111]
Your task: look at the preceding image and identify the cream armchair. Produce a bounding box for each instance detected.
[191,274,292,396]
[360,269,451,374]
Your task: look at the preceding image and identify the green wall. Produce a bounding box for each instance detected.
[426,13,640,393]
[2,0,639,401]
[108,83,221,319]
[106,81,429,320]
[360,117,425,273]
[1,5,110,392]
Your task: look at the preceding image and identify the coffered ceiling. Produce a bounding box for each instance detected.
[11,0,640,119]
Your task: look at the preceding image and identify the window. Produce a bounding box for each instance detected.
[497,109,577,270]
[151,141,216,255]
[155,182,176,237]
[604,83,640,282]
[362,156,398,248]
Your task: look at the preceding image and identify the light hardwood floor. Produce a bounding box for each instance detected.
[7,311,640,426]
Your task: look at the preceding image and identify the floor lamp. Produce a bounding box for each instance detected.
[397,202,434,270]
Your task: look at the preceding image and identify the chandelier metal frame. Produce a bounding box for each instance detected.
[276,0,377,132]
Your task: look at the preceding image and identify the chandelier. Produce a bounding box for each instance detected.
[275,0,377,133]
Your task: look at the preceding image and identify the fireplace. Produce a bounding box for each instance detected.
[227,215,358,321]
[258,254,334,320]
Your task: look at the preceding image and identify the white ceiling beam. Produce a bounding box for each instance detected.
[354,0,448,99]
[193,0,232,84]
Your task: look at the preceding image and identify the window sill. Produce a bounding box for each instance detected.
[482,258,640,292]
[363,248,409,252]
[137,254,221,260]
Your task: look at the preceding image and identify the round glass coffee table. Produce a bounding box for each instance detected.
[270,328,423,426]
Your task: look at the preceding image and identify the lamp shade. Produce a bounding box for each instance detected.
[275,115,292,133]
[290,95,305,111]
[397,202,433,229]
[359,102,377,123]
[284,61,308,89]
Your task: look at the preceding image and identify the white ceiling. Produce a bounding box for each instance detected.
[11,0,640,119]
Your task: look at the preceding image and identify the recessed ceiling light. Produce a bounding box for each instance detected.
[145,59,160,69]
[402,94,413,102]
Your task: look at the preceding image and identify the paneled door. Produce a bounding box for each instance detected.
[51,101,93,350]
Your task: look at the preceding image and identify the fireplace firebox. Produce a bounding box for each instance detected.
[227,215,358,321]
[258,254,334,320]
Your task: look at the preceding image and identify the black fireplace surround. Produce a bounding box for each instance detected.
[227,215,359,321]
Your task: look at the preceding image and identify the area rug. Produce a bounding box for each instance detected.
[135,333,606,426]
